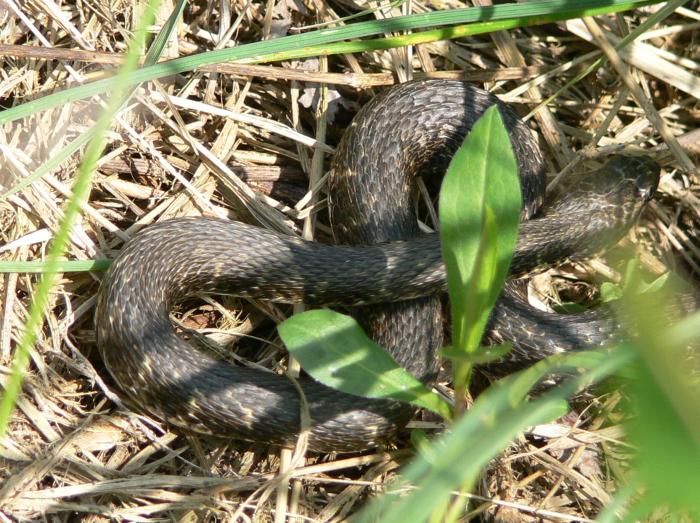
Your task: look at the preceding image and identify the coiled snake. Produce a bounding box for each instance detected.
[96,80,660,452]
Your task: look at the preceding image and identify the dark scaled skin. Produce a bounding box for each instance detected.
[96,80,660,452]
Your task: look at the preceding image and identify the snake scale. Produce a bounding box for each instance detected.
[96,80,660,452]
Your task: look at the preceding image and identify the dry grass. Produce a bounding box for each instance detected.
[1,0,699,521]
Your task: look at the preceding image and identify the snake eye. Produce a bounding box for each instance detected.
[637,185,654,202]
[630,156,660,201]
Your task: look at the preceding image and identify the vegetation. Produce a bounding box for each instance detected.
[0,0,698,520]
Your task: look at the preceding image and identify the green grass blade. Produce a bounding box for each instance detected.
[0,260,112,273]
[251,0,659,64]
[143,0,187,66]
[0,0,164,439]
[353,348,635,523]
[0,0,661,126]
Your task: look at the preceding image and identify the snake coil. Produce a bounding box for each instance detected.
[96,80,660,452]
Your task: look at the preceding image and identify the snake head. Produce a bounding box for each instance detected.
[513,154,661,275]
[602,154,660,203]
[550,154,660,218]
[563,154,660,221]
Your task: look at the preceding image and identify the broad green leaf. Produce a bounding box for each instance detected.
[438,105,521,400]
[278,309,452,420]
[354,347,634,523]
[439,105,521,358]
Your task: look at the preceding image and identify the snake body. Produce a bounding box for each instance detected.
[96,80,660,452]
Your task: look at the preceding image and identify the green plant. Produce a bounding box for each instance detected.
[0,0,177,438]
[279,109,700,521]
[277,104,630,520]
[1,1,696,520]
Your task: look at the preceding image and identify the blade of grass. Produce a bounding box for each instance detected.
[0,0,164,439]
[249,1,659,64]
[353,347,636,523]
[0,0,661,126]
[143,0,187,65]
[0,260,111,273]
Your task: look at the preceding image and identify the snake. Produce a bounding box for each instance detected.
[95,79,660,452]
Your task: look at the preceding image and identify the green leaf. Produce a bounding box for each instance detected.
[438,104,521,396]
[439,105,521,355]
[278,309,452,420]
[600,281,624,303]
[638,271,671,294]
[601,266,671,304]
